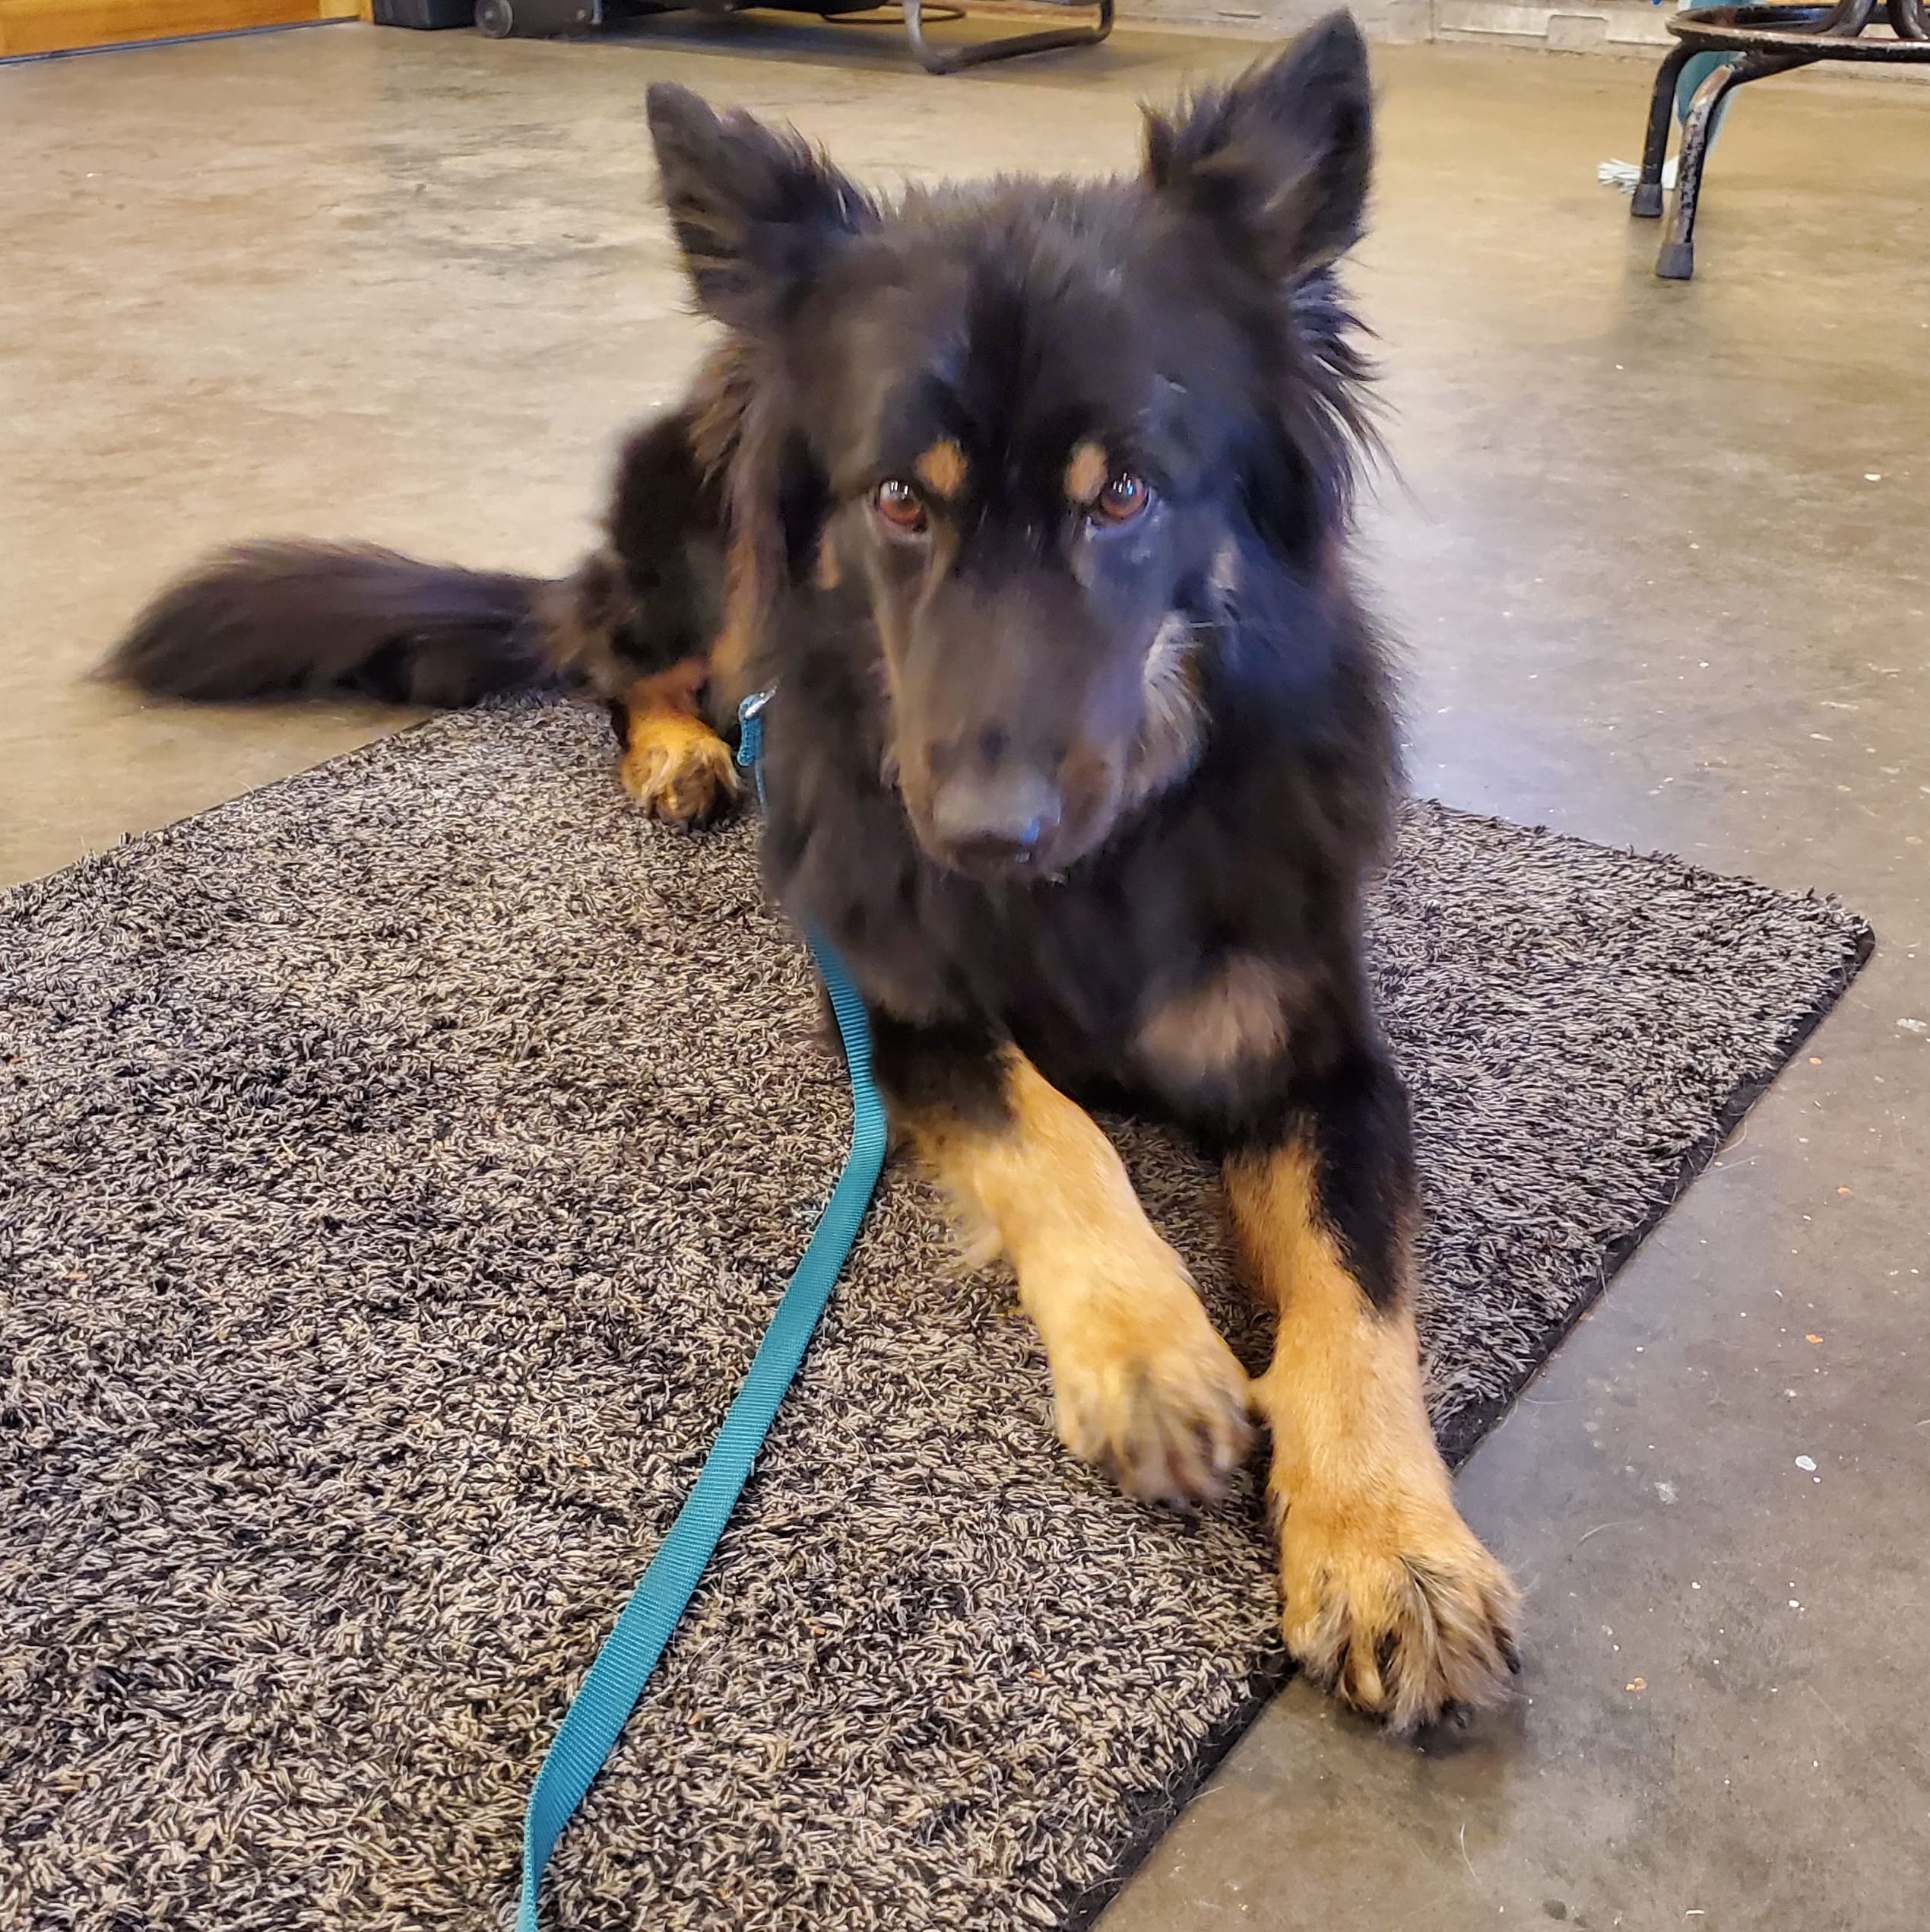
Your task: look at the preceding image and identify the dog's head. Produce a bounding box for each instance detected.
[648,13,1374,879]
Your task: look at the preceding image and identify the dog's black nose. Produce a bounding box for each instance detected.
[928,769,1060,873]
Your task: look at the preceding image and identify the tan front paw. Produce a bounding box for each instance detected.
[1278,1484,1520,1733]
[619,720,742,828]
[1033,1245,1253,1508]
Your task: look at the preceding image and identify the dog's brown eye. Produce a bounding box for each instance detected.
[1094,471,1152,525]
[874,479,929,536]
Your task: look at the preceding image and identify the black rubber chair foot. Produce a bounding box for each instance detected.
[1631,182,1665,220]
[1656,240,1695,281]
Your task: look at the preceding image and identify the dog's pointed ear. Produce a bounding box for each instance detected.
[645,83,875,334]
[1143,12,1373,280]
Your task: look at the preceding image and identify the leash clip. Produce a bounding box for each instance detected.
[735,689,774,772]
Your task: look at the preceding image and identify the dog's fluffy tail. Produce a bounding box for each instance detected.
[102,541,559,708]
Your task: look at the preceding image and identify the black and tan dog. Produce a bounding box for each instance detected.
[108,14,1518,1731]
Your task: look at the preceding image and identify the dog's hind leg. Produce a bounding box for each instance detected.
[873,1017,1252,1508]
[610,655,742,829]
[1223,1045,1520,1733]
[549,404,746,828]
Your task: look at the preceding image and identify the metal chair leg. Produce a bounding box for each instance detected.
[1633,43,1696,220]
[902,0,1112,75]
[1656,51,1808,281]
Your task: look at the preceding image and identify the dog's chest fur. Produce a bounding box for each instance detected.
[752,592,1391,1130]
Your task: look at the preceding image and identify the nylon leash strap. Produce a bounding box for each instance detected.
[514,690,887,1930]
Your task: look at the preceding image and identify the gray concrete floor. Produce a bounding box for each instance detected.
[4,17,1928,1930]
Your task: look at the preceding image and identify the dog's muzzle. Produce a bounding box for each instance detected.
[924,766,1063,875]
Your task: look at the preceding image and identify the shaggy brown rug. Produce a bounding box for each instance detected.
[0,702,1869,1931]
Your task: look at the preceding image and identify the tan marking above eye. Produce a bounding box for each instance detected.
[914,439,968,500]
[1064,439,1108,507]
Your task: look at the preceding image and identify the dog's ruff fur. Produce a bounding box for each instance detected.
[105,12,1519,1731]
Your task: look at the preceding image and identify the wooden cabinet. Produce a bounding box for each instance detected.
[0,2,363,59]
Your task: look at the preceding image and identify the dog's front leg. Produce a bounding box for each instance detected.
[873,1018,1251,1507]
[1223,1048,1520,1731]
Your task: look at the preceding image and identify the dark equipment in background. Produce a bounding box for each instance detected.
[371,0,1114,75]
[372,0,487,21]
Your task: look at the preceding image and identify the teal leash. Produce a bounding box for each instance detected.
[514,689,887,1932]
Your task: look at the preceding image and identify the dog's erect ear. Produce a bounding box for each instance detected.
[1143,11,1373,280]
[645,83,875,333]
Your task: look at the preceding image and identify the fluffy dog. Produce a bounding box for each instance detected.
[108,13,1519,1731]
